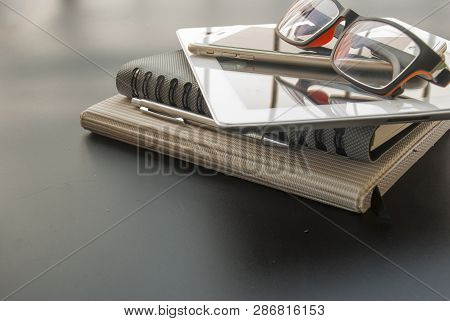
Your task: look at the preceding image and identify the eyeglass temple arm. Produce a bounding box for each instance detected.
[435,68,450,86]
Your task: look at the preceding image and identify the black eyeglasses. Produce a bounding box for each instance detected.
[277,0,450,97]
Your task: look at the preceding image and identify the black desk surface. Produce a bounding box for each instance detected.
[1,0,449,300]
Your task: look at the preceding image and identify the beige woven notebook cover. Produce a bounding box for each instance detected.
[81,95,449,214]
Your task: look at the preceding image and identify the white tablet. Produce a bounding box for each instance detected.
[177,24,450,130]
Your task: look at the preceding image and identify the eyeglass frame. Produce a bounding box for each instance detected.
[276,0,449,96]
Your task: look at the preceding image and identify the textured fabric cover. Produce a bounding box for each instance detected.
[80,95,450,213]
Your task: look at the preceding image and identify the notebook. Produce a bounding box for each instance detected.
[80,95,450,214]
[116,50,425,162]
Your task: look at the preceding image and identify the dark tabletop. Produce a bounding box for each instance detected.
[0,0,449,301]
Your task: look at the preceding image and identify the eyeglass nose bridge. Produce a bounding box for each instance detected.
[332,9,359,38]
[341,9,359,29]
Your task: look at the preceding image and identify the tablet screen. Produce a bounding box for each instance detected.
[205,26,391,110]
[216,57,384,110]
[178,25,450,129]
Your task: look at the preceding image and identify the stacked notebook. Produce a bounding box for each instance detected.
[81,51,450,214]
[116,51,423,162]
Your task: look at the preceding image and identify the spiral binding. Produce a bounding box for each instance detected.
[130,66,352,156]
[131,68,140,97]
[142,72,153,99]
[314,130,327,152]
[168,79,178,106]
[182,83,193,110]
[334,128,347,156]
[155,75,165,103]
